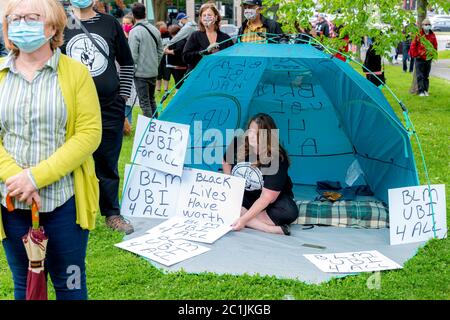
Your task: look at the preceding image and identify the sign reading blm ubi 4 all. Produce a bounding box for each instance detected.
[389,184,447,245]
[121,164,182,219]
[131,115,189,177]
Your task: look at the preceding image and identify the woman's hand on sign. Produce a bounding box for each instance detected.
[231,217,246,231]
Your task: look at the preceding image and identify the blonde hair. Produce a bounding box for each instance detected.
[2,0,67,55]
[198,3,221,32]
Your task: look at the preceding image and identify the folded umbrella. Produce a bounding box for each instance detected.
[6,194,48,300]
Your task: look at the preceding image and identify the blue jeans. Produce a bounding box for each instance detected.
[125,105,133,124]
[1,196,89,300]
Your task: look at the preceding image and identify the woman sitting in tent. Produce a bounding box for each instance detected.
[222,113,299,236]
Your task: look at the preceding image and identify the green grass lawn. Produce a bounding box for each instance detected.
[0,65,449,300]
[439,50,450,59]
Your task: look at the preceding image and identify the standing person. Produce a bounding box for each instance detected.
[155,21,171,93]
[121,13,135,136]
[165,12,197,48]
[129,3,163,118]
[363,41,385,87]
[182,3,233,72]
[238,0,282,43]
[402,26,415,73]
[222,113,299,235]
[0,0,101,299]
[315,14,330,38]
[62,0,135,234]
[409,18,438,97]
[165,24,187,92]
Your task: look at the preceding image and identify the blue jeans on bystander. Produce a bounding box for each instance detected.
[1,196,89,300]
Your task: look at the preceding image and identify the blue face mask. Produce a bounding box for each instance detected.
[8,21,51,53]
[70,0,93,9]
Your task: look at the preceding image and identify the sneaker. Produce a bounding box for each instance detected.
[419,92,426,97]
[106,215,134,235]
[424,91,429,96]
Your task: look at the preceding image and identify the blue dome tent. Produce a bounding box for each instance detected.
[158,43,419,203]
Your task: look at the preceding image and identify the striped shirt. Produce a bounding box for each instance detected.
[0,49,74,212]
[241,24,268,44]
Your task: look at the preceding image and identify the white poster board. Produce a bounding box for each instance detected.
[121,164,182,219]
[389,184,447,245]
[115,233,210,267]
[176,168,245,226]
[304,251,402,273]
[131,115,189,177]
[146,217,232,244]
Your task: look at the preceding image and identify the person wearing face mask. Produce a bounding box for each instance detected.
[61,0,135,235]
[165,12,197,49]
[238,0,282,43]
[409,18,438,97]
[182,3,233,72]
[0,0,102,300]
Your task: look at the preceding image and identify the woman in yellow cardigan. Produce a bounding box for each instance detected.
[0,0,101,300]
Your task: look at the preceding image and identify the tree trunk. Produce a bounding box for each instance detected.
[417,0,428,25]
[154,0,167,22]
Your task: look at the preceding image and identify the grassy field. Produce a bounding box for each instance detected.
[0,63,449,300]
[439,50,450,59]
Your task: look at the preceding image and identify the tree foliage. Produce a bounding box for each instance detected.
[264,0,450,58]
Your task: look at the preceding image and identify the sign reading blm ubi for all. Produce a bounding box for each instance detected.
[131,115,189,177]
[176,168,245,226]
[121,164,182,219]
[389,184,447,245]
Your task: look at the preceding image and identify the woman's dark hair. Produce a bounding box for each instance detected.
[237,113,289,167]
[132,3,146,20]
[168,24,181,37]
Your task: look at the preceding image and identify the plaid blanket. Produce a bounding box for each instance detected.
[293,200,389,229]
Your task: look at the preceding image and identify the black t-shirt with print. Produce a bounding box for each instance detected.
[61,13,134,125]
[223,137,294,205]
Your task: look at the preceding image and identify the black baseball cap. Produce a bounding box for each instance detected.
[241,0,262,6]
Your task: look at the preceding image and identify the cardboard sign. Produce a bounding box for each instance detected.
[146,217,232,244]
[115,233,210,267]
[176,168,245,226]
[131,115,189,177]
[304,250,402,273]
[389,184,447,245]
[121,164,182,219]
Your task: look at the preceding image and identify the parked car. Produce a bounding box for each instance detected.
[220,24,239,43]
[432,20,450,32]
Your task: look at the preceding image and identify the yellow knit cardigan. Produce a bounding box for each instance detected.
[0,54,102,240]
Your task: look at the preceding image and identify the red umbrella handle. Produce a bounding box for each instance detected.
[31,201,39,230]
[5,193,15,212]
[5,193,39,229]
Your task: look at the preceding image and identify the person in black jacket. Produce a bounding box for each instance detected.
[165,24,188,91]
[0,23,7,57]
[363,41,385,87]
[182,3,233,72]
[62,0,135,234]
[238,0,282,43]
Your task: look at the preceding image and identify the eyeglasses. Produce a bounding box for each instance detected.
[6,13,42,26]
[423,23,431,26]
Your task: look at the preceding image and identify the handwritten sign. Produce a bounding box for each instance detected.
[176,168,245,226]
[131,115,189,177]
[115,234,210,267]
[389,184,447,245]
[121,164,182,219]
[146,217,232,244]
[304,251,402,273]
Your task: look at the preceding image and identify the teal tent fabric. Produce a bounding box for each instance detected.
[159,43,419,202]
